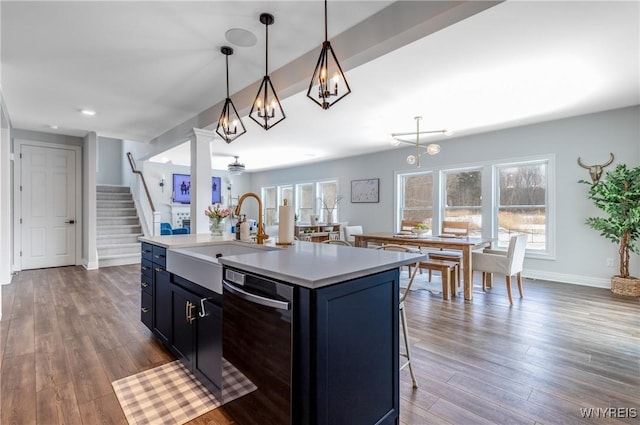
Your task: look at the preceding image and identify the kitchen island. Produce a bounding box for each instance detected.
[139,235,425,425]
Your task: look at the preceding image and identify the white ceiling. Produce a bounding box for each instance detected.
[2,1,639,172]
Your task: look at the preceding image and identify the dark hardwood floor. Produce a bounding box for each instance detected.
[1,265,638,425]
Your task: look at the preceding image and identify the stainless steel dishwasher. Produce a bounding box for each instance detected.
[222,267,294,424]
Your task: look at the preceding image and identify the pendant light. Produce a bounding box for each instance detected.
[391,116,451,168]
[250,13,285,130]
[306,0,351,110]
[216,46,246,143]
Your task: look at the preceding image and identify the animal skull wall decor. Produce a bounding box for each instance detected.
[577,153,614,185]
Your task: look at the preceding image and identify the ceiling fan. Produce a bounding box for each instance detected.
[211,152,246,175]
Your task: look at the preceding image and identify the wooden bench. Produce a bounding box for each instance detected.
[416,259,459,300]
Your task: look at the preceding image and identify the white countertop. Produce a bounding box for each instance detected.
[139,234,426,289]
[217,241,426,289]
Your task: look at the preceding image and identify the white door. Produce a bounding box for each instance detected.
[21,144,77,269]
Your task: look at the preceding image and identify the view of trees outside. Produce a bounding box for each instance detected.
[497,162,547,250]
[399,159,549,251]
[443,170,482,237]
[401,173,433,230]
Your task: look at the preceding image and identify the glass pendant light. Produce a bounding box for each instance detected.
[250,13,285,130]
[306,0,351,110]
[391,116,451,168]
[216,46,246,143]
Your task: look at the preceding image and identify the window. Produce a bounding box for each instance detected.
[399,172,433,229]
[396,155,554,257]
[496,161,548,251]
[261,179,339,225]
[262,187,277,226]
[296,183,314,223]
[317,180,339,223]
[442,169,482,237]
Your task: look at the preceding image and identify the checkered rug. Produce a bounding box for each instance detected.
[112,358,256,425]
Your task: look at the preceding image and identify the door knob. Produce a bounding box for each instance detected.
[65,220,75,224]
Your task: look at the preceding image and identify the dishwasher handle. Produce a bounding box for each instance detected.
[223,279,291,311]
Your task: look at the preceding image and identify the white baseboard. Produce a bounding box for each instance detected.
[83,258,99,270]
[523,269,610,288]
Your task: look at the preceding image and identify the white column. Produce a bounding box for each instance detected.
[153,211,161,236]
[83,132,99,269]
[188,128,215,234]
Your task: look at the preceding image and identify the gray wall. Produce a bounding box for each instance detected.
[250,106,640,287]
[97,137,123,185]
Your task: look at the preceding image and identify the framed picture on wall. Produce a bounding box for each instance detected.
[351,178,379,203]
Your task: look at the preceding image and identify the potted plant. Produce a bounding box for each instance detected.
[581,163,640,296]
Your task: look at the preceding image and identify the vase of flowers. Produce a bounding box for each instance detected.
[205,204,232,236]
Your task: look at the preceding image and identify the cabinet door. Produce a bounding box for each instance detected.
[153,268,172,345]
[312,269,399,425]
[194,299,223,398]
[171,285,197,368]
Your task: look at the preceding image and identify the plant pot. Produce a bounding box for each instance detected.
[611,275,640,297]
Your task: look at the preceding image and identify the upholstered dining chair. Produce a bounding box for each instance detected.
[375,244,420,388]
[472,233,528,304]
[343,225,363,244]
[321,239,352,246]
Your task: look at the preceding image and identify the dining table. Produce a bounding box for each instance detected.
[354,232,493,300]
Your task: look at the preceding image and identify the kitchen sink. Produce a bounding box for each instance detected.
[167,243,275,293]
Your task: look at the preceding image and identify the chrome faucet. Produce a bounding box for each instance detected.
[235,192,269,244]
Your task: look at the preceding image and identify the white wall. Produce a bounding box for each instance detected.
[142,160,252,225]
[0,90,11,321]
[250,106,640,287]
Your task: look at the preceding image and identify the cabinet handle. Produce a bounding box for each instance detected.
[154,254,166,259]
[141,282,148,288]
[143,249,152,254]
[154,267,164,272]
[198,297,214,318]
[141,266,148,271]
[141,307,149,313]
[186,301,196,324]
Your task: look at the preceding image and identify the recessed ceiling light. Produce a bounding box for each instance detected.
[81,109,96,116]
[49,125,59,129]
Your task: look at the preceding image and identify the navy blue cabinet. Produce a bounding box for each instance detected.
[140,243,223,399]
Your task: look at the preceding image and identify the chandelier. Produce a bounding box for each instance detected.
[227,156,246,175]
[306,0,351,110]
[216,46,246,143]
[250,13,285,130]
[391,116,451,168]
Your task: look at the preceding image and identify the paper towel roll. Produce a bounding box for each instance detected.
[278,205,295,244]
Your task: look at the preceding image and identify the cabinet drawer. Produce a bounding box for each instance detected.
[141,274,152,295]
[141,291,153,330]
[152,245,167,268]
[141,259,153,280]
[141,242,153,261]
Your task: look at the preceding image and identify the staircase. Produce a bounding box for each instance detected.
[97,185,143,267]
